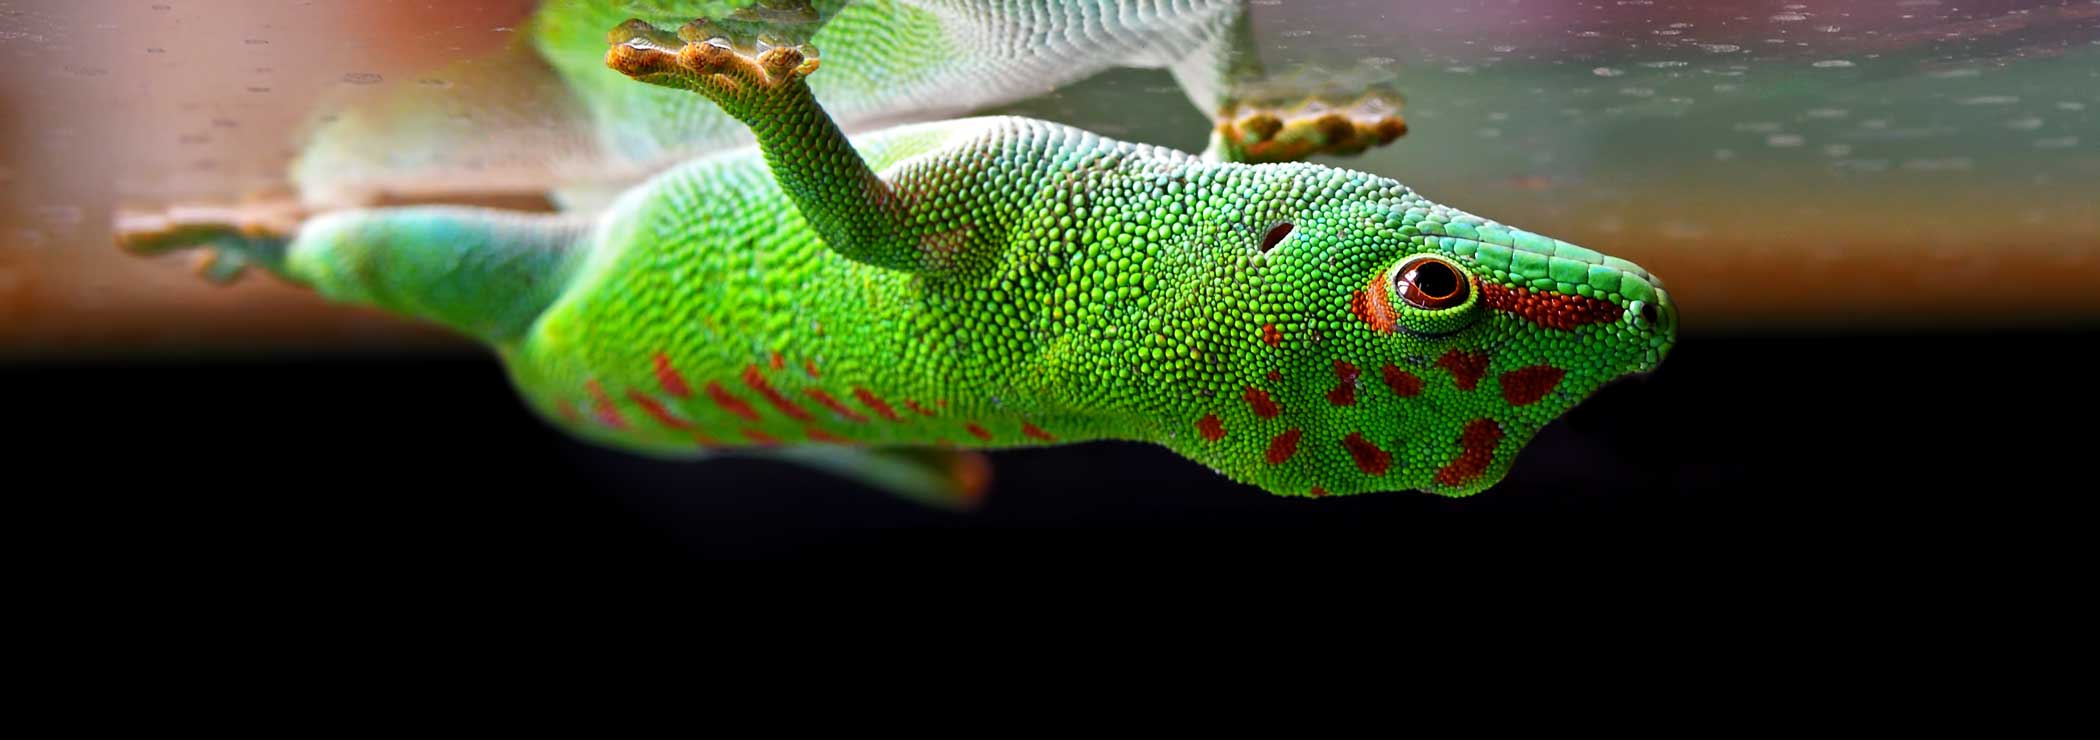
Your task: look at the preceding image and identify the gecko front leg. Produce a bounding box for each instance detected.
[1205,93,1409,164]
[605,19,936,274]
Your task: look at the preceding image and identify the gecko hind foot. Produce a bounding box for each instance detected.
[1211,93,1407,164]
[113,199,301,284]
[605,17,819,114]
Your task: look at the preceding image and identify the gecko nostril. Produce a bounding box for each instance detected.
[1260,222,1294,252]
[1639,302,1659,327]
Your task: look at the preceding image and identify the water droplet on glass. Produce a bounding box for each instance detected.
[1592,67,1624,77]
[1812,60,1855,68]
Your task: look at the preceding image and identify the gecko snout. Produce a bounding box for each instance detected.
[1626,284,1677,372]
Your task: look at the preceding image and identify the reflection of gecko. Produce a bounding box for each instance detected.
[119,14,1673,507]
[292,0,1407,209]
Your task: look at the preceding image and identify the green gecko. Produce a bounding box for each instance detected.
[121,15,1675,507]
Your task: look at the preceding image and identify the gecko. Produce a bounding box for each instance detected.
[118,15,1675,507]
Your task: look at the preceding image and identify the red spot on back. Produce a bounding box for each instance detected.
[1327,360,1360,407]
[1499,365,1567,407]
[1197,413,1226,442]
[1341,432,1392,476]
[769,351,786,371]
[1265,428,1303,465]
[1438,349,1490,391]
[705,380,760,423]
[1480,283,1621,331]
[585,380,627,429]
[626,389,693,431]
[1265,370,1283,383]
[1244,386,1281,418]
[804,359,821,379]
[805,426,850,444]
[1021,422,1055,442]
[804,388,869,423]
[1381,363,1423,397]
[1435,419,1506,487]
[651,353,691,399]
[853,388,902,421]
[692,431,723,448]
[1261,323,1283,347]
[741,364,813,422]
[1310,486,1329,498]
[556,399,581,423]
[902,399,938,417]
[1350,280,1399,334]
[965,422,994,442]
[742,427,780,446]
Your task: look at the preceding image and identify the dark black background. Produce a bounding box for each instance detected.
[11,329,2085,565]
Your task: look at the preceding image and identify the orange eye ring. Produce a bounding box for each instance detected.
[1395,256,1469,310]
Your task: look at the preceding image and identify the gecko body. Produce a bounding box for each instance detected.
[124,14,1674,503]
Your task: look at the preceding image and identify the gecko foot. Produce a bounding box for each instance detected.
[604,17,819,115]
[1210,93,1407,164]
[114,198,301,284]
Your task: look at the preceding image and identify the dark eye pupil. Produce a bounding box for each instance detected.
[1412,261,1458,300]
[1394,256,1470,310]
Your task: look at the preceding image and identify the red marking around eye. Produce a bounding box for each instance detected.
[1480,283,1621,331]
[804,359,821,379]
[1499,365,1567,407]
[1438,349,1490,391]
[1244,386,1281,418]
[1381,363,1423,397]
[804,388,869,423]
[769,351,786,371]
[1197,413,1226,442]
[1265,428,1303,465]
[705,381,761,423]
[965,422,994,442]
[586,380,627,429]
[1021,422,1055,442]
[742,427,780,446]
[806,426,849,444]
[903,399,938,417]
[1262,323,1283,347]
[556,399,581,423]
[1327,360,1360,407]
[1350,280,1398,334]
[627,389,693,431]
[1435,419,1505,487]
[741,364,813,422]
[652,353,691,399]
[1341,432,1392,475]
[853,388,902,421]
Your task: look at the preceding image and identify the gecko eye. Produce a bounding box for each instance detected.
[1395,256,1468,310]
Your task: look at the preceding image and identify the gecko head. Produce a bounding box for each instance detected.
[1170,166,1674,499]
